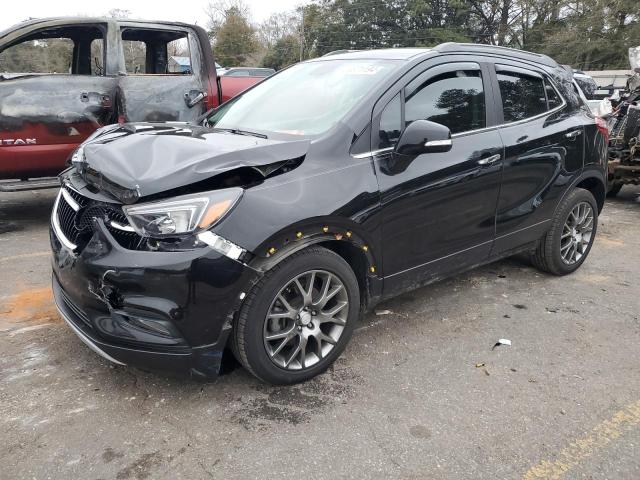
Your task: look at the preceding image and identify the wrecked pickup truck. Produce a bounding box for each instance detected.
[0,17,268,191]
[606,46,640,196]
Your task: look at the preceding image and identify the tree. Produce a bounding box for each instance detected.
[262,35,301,70]
[205,0,259,66]
[259,12,299,47]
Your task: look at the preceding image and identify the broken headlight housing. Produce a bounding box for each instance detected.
[123,188,242,238]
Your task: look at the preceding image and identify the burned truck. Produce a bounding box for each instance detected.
[0,17,269,192]
[606,47,640,196]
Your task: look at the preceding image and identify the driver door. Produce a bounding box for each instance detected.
[373,61,504,295]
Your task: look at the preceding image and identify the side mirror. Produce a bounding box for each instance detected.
[395,120,452,156]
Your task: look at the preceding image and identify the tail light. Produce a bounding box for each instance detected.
[595,116,609,143]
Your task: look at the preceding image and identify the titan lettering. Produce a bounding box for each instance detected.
[0,138,37,145]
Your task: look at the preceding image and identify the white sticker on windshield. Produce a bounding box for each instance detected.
[340,64,386,76]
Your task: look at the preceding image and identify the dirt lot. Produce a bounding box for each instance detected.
[1,186,639,480]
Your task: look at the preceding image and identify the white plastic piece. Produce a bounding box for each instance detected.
[197,231,245,260]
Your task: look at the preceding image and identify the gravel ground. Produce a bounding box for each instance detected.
[1,186,639,480]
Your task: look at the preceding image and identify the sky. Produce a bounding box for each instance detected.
[0,0,306,32]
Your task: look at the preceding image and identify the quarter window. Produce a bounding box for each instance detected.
[378,93,402,149]
[405,69,486,134]
[497,71,548,122]
[545,79,562,109]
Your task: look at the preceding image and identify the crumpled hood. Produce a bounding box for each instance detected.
[78,123,310,203]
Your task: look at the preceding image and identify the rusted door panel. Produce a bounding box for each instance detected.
[0,75,117,179]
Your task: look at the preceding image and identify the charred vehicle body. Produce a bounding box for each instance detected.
[0,17,268,191]
[50,44,607,384]
[606,47,640,196]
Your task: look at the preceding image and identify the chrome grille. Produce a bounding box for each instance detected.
[54,187,145,251]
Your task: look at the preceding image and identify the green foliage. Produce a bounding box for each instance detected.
[212,6,259,66]
[0,39,73,74]
[261,35,301,70]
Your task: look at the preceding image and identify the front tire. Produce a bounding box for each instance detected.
[233,246,360,385]
[531,188,598,275]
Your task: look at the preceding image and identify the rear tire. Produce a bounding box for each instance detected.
[232,246,360,385]
[531,188,598,275]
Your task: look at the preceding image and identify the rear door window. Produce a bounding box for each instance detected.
[497,70,548,122]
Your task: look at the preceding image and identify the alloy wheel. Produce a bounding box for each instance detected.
[263,270,349,370]
[560,201,594,265]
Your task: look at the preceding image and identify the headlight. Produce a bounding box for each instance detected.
[123,188,242,237]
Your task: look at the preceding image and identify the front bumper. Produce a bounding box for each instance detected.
[50,215,259,379]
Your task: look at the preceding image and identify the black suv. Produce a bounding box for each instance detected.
[50,44,608,384]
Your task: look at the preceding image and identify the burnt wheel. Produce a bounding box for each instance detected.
[531,188,598,275]
[232,246,360,384]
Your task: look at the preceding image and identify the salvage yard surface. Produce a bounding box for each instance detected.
[1,187,639,480]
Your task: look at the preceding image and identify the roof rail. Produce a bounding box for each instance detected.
[434,42,558,68]
[322,49,360,57]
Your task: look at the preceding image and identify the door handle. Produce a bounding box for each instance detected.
[80,92,111,106]
[565,130,582,139]
[477,154,501,166]
[184,91,207,108]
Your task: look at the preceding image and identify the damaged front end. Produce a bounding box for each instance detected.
[50,122,309,378]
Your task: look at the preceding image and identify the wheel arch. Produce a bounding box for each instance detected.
[248,222,381,311]
[575,176,605,213]
[554,170,606,217]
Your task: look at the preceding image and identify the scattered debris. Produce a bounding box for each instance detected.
[475,363,486,368]
[513,304,527,310]
[546,307,558,313]
[503,314,511,318]
[375,309,392,316]
[492,338,512,350]
[498,274,506,278]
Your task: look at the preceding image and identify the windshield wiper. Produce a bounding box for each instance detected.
[213,127,267,139]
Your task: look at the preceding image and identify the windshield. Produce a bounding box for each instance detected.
[208,59,399,137]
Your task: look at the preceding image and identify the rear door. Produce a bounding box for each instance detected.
[490,63,585,254]
[116,24,215,122]
[0,21,116,179]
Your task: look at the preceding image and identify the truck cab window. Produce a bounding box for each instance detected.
[121,29,191,75]
[0,25,105,76]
